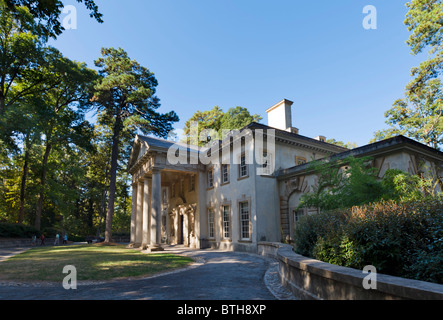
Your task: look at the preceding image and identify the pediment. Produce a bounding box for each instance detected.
[128,136,150,172]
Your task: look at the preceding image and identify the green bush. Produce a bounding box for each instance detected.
[293,210,349,258]
[294,199,443,284]
[299,155,442,212]
[0,223,40,238]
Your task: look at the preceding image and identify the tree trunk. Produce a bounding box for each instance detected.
[18,138,31,224]
[97,189,106,237]
[35,135,52,231]
[104,114,122,243]
[0,94,5,116]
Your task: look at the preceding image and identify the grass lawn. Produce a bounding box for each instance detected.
[0,244,193,282]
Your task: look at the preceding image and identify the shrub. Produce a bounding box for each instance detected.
[0,223,40,238]
[298,157,442,212]
[298,156,386,211]
[293,209,349,258]
[294,199,443,284]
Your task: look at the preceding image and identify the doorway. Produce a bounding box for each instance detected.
[179,215,184,245]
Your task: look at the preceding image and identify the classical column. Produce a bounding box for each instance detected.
[149,168,164,251]
[175,208,181,245]
[183,208,189,247]
[164,193,170,244]
[130,183,138,245]
[196,170,207,249]
[142,178,151,250]
[135,180,144,246]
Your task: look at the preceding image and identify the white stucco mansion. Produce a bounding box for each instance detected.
[128,99,443,252]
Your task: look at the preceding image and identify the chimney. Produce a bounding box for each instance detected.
[315,136,327,142]
[266,99,295,132]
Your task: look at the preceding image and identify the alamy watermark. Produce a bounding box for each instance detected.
[59,5,377,34]
[166,123,276,176]
[363,265,377,290]
[62,5,77,30]
[363,5,377,30]
[63,265,77,290]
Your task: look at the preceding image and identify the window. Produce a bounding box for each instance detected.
[221,164,230,184]
[171,183,175,198]
[208,168,214,188]
[239,154,248,178]
[261,151,273,175]
[180,179,185,195]
[293,209,304,224]
[222,205,231,239]
[208,209,215,239]
[162,188,168,205]
[239,201,250,240]
[296,156,307,166]
[189,175,195,192]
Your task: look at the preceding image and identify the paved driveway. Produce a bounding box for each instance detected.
[0,246,293,300]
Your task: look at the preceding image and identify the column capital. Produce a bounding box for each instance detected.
[152,167,163,174]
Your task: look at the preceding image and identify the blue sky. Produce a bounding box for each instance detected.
[49,0,423,147]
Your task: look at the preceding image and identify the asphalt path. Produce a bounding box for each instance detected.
[0,246,295,301]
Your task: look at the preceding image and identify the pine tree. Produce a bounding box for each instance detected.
[92,47,179,243]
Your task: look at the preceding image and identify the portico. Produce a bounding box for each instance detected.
[128,136,205,250]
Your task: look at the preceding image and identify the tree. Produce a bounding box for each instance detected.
[373,78,443,149]
[29,48,97,230]
[298,156,384,211]
[0,0,108,233]
[404,0,443,95]
[0,0,46,124]
[4,0,103,39]
[219,106,263,136]
[373,0,443,149]
[92,47,179,243]
[326,139,358,150]
[183,106,224,146]
[183,106,262,146]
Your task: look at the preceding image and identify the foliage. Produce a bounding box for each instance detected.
[326,139,358,150]
[3,0,103,39]
[373,0,443,149]
[219,106,263,136]
[373,78,443,149]
[292,210,350,259]
[0,0,46,145]
[381,169,425,201]
[404,0,443,92]
[299,154,442,211]
[0,0,135,240]
[298,156,385,211]
[92,47,179,242]
[294,199,443,284]
[0,222,39,238]
[183,106,262,146]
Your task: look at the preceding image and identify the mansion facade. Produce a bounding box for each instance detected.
[128,99,443,252]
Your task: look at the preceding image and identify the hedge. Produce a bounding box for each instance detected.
[0,223,40,239]
[293,199,443,284]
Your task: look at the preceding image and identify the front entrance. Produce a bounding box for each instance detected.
[179,215,184,245]
[171,204,197,248]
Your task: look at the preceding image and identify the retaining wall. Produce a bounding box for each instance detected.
[0,238,39,248]
[257,242,443,300]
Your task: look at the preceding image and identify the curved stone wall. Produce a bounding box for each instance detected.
[257,242,443,300]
